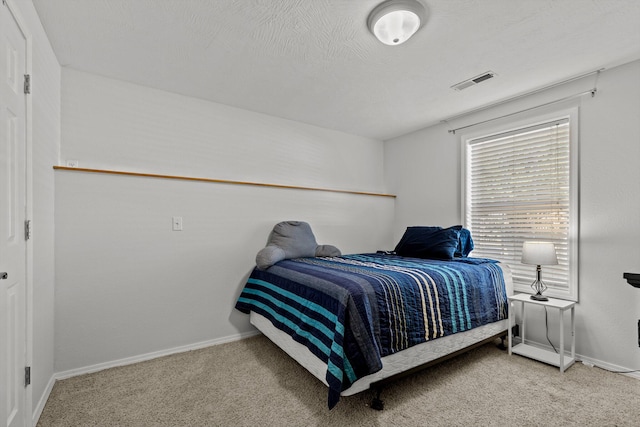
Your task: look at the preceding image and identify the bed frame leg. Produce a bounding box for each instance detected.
[370,386,384,410]
[497,334,508,351]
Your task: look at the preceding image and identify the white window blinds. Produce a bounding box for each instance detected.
[464,116,577,300]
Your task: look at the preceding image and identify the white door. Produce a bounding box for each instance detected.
[0,2,28,427]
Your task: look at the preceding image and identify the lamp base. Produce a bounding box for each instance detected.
[529,271,549,302]
[530,293,549,302]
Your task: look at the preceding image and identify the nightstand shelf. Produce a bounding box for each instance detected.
[508,293,576,372]
[511,343,575,368]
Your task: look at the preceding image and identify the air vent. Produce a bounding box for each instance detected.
[451,71,496,91]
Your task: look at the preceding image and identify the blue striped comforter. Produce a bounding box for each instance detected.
[235,253,507,409]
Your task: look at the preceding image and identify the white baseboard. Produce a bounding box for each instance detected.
[54,330,261,381]
[577,354,640,380]
[32,374,56,427]
[511,337,639,379]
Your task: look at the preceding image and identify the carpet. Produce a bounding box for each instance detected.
[37,335,640,426]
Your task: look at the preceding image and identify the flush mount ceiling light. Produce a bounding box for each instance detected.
[367,0,427,46]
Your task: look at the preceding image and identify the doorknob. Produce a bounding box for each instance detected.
[0,272,7,280]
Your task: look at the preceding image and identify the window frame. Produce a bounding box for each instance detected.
[461,107,579,301]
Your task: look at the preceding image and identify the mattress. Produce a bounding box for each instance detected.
[248,263,513,397]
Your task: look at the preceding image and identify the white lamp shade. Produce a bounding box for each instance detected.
[521,241,558,265]
[368,0,427,46]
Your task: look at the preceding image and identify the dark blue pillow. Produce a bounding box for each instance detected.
[394,226,441,253]
[455,227,474,257]
[446,225,474,257]
[394,226,461,260]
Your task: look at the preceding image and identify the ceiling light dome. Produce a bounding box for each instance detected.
[367,0,427,46]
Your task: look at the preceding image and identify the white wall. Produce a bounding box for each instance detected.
[384,121,461,238]
[10,0,61,423]
[60,69,386,193]
[55,69,394,373]
[385,61,640,372]
[577,61,640,370]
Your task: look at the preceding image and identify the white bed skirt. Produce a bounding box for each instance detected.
[250,264,514,396]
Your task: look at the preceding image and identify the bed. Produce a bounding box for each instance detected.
[235,245,512,409]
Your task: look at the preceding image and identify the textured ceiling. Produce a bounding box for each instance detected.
[33,0,640,140]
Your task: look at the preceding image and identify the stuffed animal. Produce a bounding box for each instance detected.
[255,221,341,270]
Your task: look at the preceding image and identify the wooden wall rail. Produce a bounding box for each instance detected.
[53,166,397,198]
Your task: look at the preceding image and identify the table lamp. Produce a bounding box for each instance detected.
[521,241,558,301]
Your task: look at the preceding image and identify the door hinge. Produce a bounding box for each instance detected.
[24,74,31,94]
[25,220,31,240]
[25,367,31,386]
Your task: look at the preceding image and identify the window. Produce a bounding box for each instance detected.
[463,109,578,301]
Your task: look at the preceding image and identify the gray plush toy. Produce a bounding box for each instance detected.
[255,221,341,270]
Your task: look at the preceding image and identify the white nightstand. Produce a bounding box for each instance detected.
[508,293,576,372]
